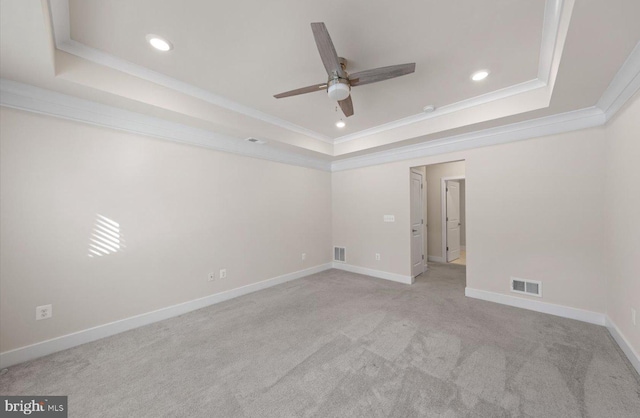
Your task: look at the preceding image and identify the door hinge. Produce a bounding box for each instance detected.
[421,183,423,189]
[446,217,448,221]
[421,219,424,224]
[446,187,448,192]
[447,246,449,251]
[422,254,424,260]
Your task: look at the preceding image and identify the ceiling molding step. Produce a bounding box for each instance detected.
[537,0,567,84]
[47,3,333,145]
[0,79,332,172]
[332,0,567,144]
[332,79,545,144]
[597,40,640,121]
[48,0,565,146]
[331,106,606,172]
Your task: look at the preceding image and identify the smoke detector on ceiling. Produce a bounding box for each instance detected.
[245,137,266,144]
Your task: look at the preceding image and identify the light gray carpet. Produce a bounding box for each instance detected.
[1,264,639,417]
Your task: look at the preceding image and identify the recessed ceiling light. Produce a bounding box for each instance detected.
[471,70,489,81]
[336,120,346,128]
[146,34,172,52]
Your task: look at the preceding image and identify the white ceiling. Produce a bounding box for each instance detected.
[1,0,639,165]
[68,0,544,138]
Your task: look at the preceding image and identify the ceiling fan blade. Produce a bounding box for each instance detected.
[338,96,354,117]
[274,83,327,99]
[349,63,416,86]
[311,22,346,78]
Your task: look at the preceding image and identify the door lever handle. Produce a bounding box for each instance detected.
[412,229,417,233]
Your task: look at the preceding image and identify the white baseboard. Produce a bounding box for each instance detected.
[465,287,606,326]
[428,255,445,263]
[606,316,640,376]
[332,262,414,285]
[0,263,332,368]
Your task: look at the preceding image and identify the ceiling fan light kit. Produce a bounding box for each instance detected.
[327,79,350,101]
[274,22,416,118]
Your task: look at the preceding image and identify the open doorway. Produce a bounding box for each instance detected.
[410,160,466,280]
[442,177,466,265]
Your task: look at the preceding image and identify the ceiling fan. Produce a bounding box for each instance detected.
[273,22,416,117]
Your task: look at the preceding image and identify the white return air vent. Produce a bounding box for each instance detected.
[333,246,346,263]
[511,277,542,297]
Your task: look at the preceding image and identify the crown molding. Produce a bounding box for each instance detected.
[48,0,566,146]
[333,35,640,172]
[47,1,333,145]
[6,1,638,174]
[0,79,332,172]
[329,0,568,144]
[4,43,638,176]
[331,107,606,172]
[538,0,567,85]
[597,40,640,121]
[332,79,545,144]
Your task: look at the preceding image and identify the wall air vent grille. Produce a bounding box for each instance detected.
[511,277,542,297]
[333,246,346,263]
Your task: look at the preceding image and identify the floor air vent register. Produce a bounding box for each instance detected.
[511,277,542,297]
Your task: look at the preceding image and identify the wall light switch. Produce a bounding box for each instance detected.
[302,253,306,261]
[375,253,381,261]
[220,269,227,279]
[383,215,395,222]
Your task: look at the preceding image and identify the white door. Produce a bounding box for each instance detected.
[446,180,461,262]
[411,170,424,277]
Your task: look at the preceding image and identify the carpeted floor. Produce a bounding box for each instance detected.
[1,264,639,417]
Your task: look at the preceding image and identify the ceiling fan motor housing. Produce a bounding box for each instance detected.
[327,78,350,101]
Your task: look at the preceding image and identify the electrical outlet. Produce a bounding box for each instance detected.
[302,253,306,261]
[632,308,637,326]
[36,304,52,320]
[208,272,215,282]
[375,253,381,261]
[219,269,227,279]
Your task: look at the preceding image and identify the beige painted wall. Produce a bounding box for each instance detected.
[423,161,466,259]
[0,108,332,353]
[604,91,640,355]
[2,95,637,360]
[333,127,607,313]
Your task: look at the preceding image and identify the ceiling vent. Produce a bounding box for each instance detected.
[245,137,265,144]
[333,246,346,263]
[511,277,542,297]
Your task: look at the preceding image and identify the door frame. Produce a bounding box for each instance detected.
[410,168,425,277]
[441,176,465,262]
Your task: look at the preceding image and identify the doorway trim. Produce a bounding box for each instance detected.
[441,176,465,262]
[410,168,425,278]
